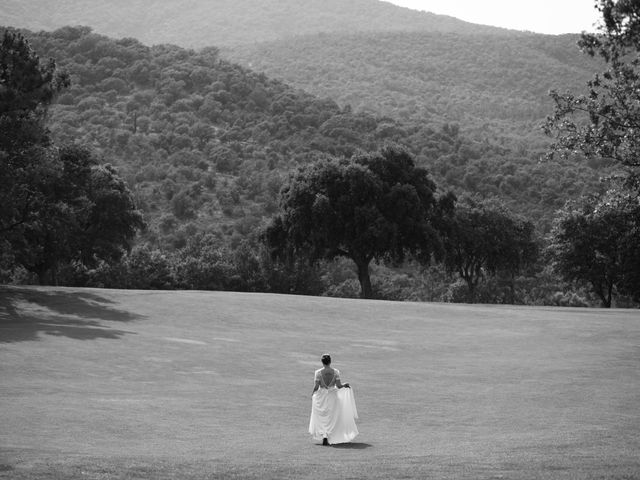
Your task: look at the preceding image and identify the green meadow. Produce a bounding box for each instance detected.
[1,286,639,479]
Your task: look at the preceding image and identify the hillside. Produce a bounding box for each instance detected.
[0,0,509,48]
[19,27,396,250]
[1,1,601,147]
[12,26,603,251]
[224,31,601,142]
[1,286,639,478]
[1,1,610,231]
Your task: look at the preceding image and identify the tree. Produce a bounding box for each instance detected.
[79,160,145,266]
[1,31,142,284]
[174,233,236,290]
[544,0,640,189]
[0,29,68,150]
[12,145,144,284]
[544,1,640,307]
[547,186,640,307]
[441,198,538,302]
[0,29,69,236]
[120,245,175,290]
[264,147,453,299]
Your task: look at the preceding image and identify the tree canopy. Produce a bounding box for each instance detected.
[0,29,68,150]
[545,0,640,190]
[547,185,640,307]
[265,147,453,298]
[0,29,69,237]
[441,198,538,302]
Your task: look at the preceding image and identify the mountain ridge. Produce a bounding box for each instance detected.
[1,0,515,48]
[2,1,598,145]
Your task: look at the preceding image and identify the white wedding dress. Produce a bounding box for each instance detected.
[308,368,359,444]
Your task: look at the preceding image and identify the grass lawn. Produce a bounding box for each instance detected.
[1,285,639,479]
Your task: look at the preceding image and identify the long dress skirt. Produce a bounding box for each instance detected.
[309,387,358,444]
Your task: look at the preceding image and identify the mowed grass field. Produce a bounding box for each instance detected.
[0,286,639,479]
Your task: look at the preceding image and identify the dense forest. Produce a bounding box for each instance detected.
[18,27,604,238]
[225,31,601,142]
[223,31,611,231]
[24,27,389,249]
[1,2,612,232]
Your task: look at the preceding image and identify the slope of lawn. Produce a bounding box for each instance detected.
[0,286,639,479]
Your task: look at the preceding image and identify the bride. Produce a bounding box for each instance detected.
[308,354,359,445]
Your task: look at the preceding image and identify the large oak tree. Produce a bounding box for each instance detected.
[264,147,454,298]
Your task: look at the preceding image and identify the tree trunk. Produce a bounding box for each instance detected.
[594,281,612,308]
[36,265,49,285]
[461,270,476,303]
[355,258,373,299]
[50,263,58,286]
[466,279,476,303]
[509,272,516,304]
[604,282,613,308]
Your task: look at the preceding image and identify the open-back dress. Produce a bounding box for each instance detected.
[308,368,359,444]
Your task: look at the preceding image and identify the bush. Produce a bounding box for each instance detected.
[121,246,176,289]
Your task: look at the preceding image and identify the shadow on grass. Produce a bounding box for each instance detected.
[0,287,143,343]
[331,443,372,449]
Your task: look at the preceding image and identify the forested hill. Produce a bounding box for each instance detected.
[15,26,602,250]
[0,0,509,48]
[2,1,601,148]
[224,31,601,143]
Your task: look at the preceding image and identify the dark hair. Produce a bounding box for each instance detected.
[321,354,331,365]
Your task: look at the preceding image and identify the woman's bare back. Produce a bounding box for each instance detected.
[319,367,338,388]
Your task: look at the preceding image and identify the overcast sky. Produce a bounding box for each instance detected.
[384,0,602,34]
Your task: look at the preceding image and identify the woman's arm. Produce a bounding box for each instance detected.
[335,378,350,389]
[312,380,320,396]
